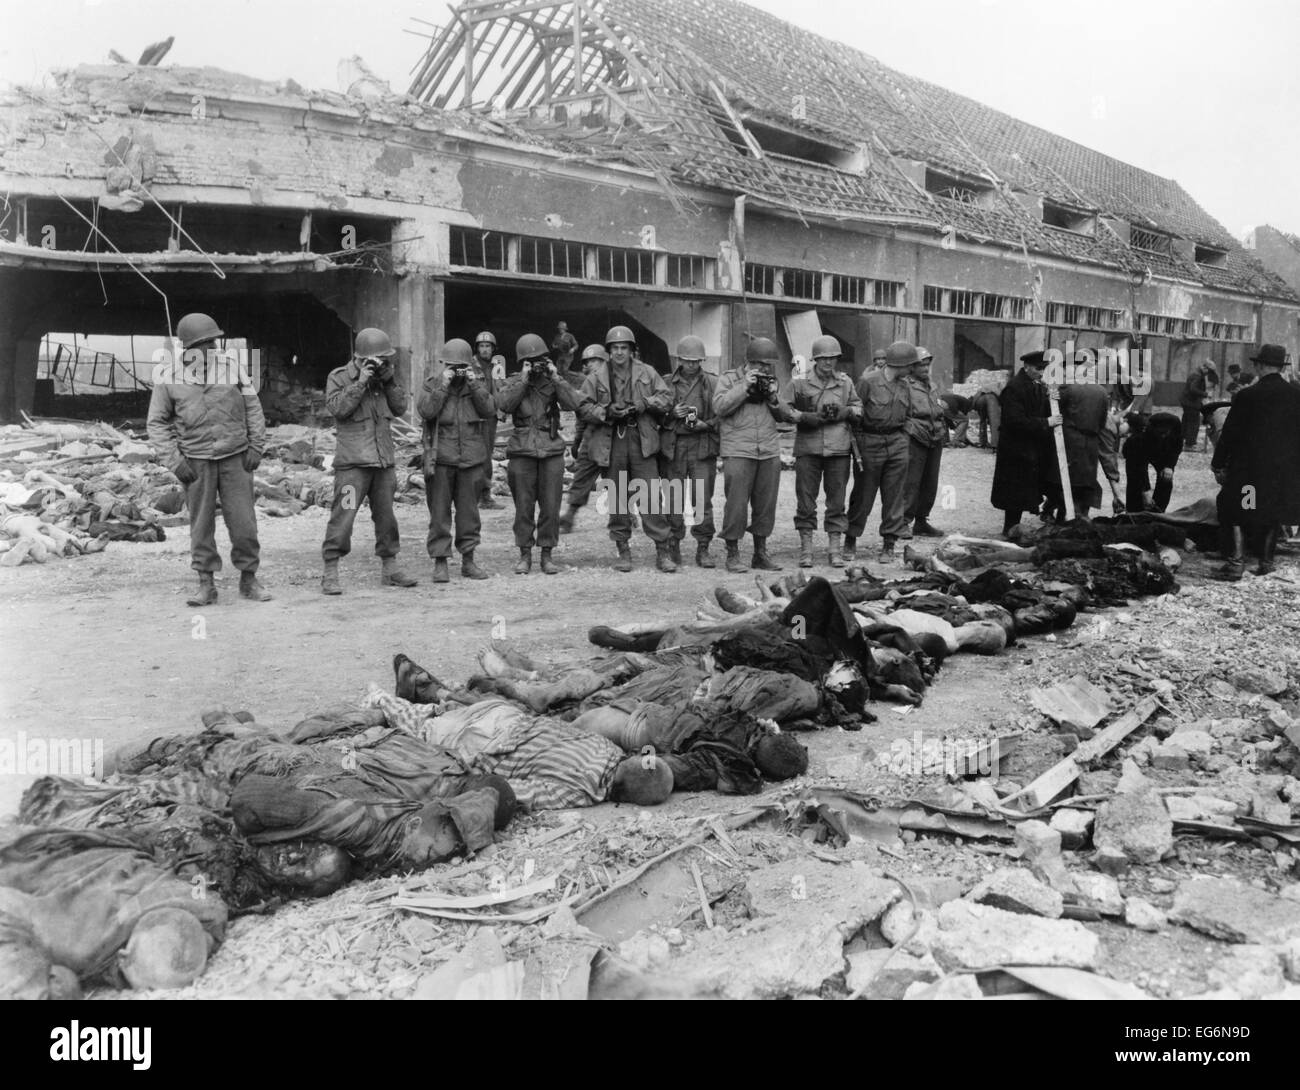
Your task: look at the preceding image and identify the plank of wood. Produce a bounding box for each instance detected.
[1001,695,1160,812]
[1047,388,1075,522]
[391,873,557,910]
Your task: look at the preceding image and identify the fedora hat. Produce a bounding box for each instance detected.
[1250,344,1288,367]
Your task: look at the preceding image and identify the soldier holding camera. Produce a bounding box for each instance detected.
[498,333,582,575]
[787,334,862,568]
[577,325,676,572]
[713,337,798,573]
[472,332,506,510]
[320,328,418,594]
[659,335,720,568]
[417,339,496,582]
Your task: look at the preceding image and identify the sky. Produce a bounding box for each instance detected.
[3,0,1297,238]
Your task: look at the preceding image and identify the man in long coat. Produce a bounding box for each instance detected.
[990,350,1062,540]
[1210,344,1300,578]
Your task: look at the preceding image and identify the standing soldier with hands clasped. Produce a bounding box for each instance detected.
[319,328,417,595]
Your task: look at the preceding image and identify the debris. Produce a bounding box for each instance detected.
[1002,696,1161,812]
[1117,757,1152,792]
[1049,807,1094,849]
[1070,873,1123,917]
[932,900,1101,970]
[1013,820,1075,893]
[1206,945,1286,999]
[1124,897,1167,932]
[412,928,524,1000]
[846,948,941,999]
[903,974,984,1000]
[1094,789,1174,864]
[1000,966,1153,1001]
[1231,669,1289,697]
[1029,675,1113,733]
[1091,847,1129,877]
[880,900,939,956]
[968,867,1064,918]
[1171,877,1300,944]
[1150,742,1192,771]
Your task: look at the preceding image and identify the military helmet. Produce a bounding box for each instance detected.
[439,339,474,367]
[176,313,223,349]
[810,335,841,359]
[605,325,636,347]
[515,333,548,362]
[746,337,780,364]
[354,328,395,358]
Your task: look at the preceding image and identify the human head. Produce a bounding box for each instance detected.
[474,331,496,362]
[911,345,934,380]
[811,334,840,379]
[581,343,608,375]
[557,321,568,333]
[871,349,887,370]
[606,325,635,366]
[676,335,706,378]
[176,312,223,352]
[354,327,395,362]
[1250,343,1288,373]
[753,732,809,781]
[1019,349,1047,381]
[885,341,918,375]
[609,753,673,805]
[745,336,780,373]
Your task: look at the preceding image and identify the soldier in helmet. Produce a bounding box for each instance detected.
[659,335,720,568]
[146,312,269,605]
[559,343,609,534]
[319,328,417,594]
[844,340,916,562]
[417,339,496,582]
[786,334,862,568]
[577,325,676,572]
[551,321,578,372]
[713,336,798,573]
[498,333,582,575]
[472,331,506,510]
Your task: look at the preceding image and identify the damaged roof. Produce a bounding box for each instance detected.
[409,0,1294,300]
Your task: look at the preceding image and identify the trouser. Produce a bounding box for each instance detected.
[425,463,483,557]
[478,418,498,501]
[847,431,909,541]
[721,456,781,541]
[903,438,942,524]
[322,466,400,561]
[186,453,260,574]
[950,414,970,446]
[602,431,670,545]
[1124,455,1174,513]
[566,453,602,508]
[507,454,565,549]
[660,438,717,544]
[793,454,851,534]
[978,399,1000,448]
[1181,407,1200,448]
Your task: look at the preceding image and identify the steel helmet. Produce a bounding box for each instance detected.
[474,331,497,347]
[810,335,841,359]
[439,339,474,367]
[915,346,934,362]
[581,343,608,363]
[176,313,223,349]
[884,341,918,369]
[515,333,548,362]
[676,335,706,361]
[605,325,636,347]
[746,337,780,364]
[354,328,395,358]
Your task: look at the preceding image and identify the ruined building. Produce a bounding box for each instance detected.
[1,0,1295,423]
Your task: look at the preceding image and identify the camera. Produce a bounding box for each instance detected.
[448,363,471,381]
[683,407,699,429]
[819,402,839,420]
[748,371,775,402]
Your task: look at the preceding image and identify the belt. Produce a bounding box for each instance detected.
[857,425,903,435]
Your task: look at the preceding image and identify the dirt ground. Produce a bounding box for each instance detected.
[4,441,1298,999]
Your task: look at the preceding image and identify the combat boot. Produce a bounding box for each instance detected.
[188,571,217,607]
[515,548,532,575]
[842,535,857,564]
[239,572,272,601]
[798,530,814,568]
[656,543,678,573]
[668,538,682,566]
[321,559,342,595]
[559,505,579,534]
[540,547,559,575]
[878,538,897,562]
[751,535,781,571]
[614,542,633,572]
[1215,527,1245,582]
[461,551,490,579]
[724,540,748,573]
[828,532,845,568]
[696,541,716,569]
[1256,526,1280,577]
[381,557,417,587]
[432,557,451,583]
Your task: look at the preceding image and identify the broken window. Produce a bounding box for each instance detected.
[873,280,905,308]
[1129,227,1173,255]
[744,263,779,295]
[1195,245,1228,268]
[981,294,1031,321]
[782,268,823,300]
[449,227,507,270]
[1041,201,1095,234]
[592,245,655,285]
[922,285,977,316]
[831,274,867,305]
[518,236,584,278]
[924,168,991,205]
[666,254,712,289]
